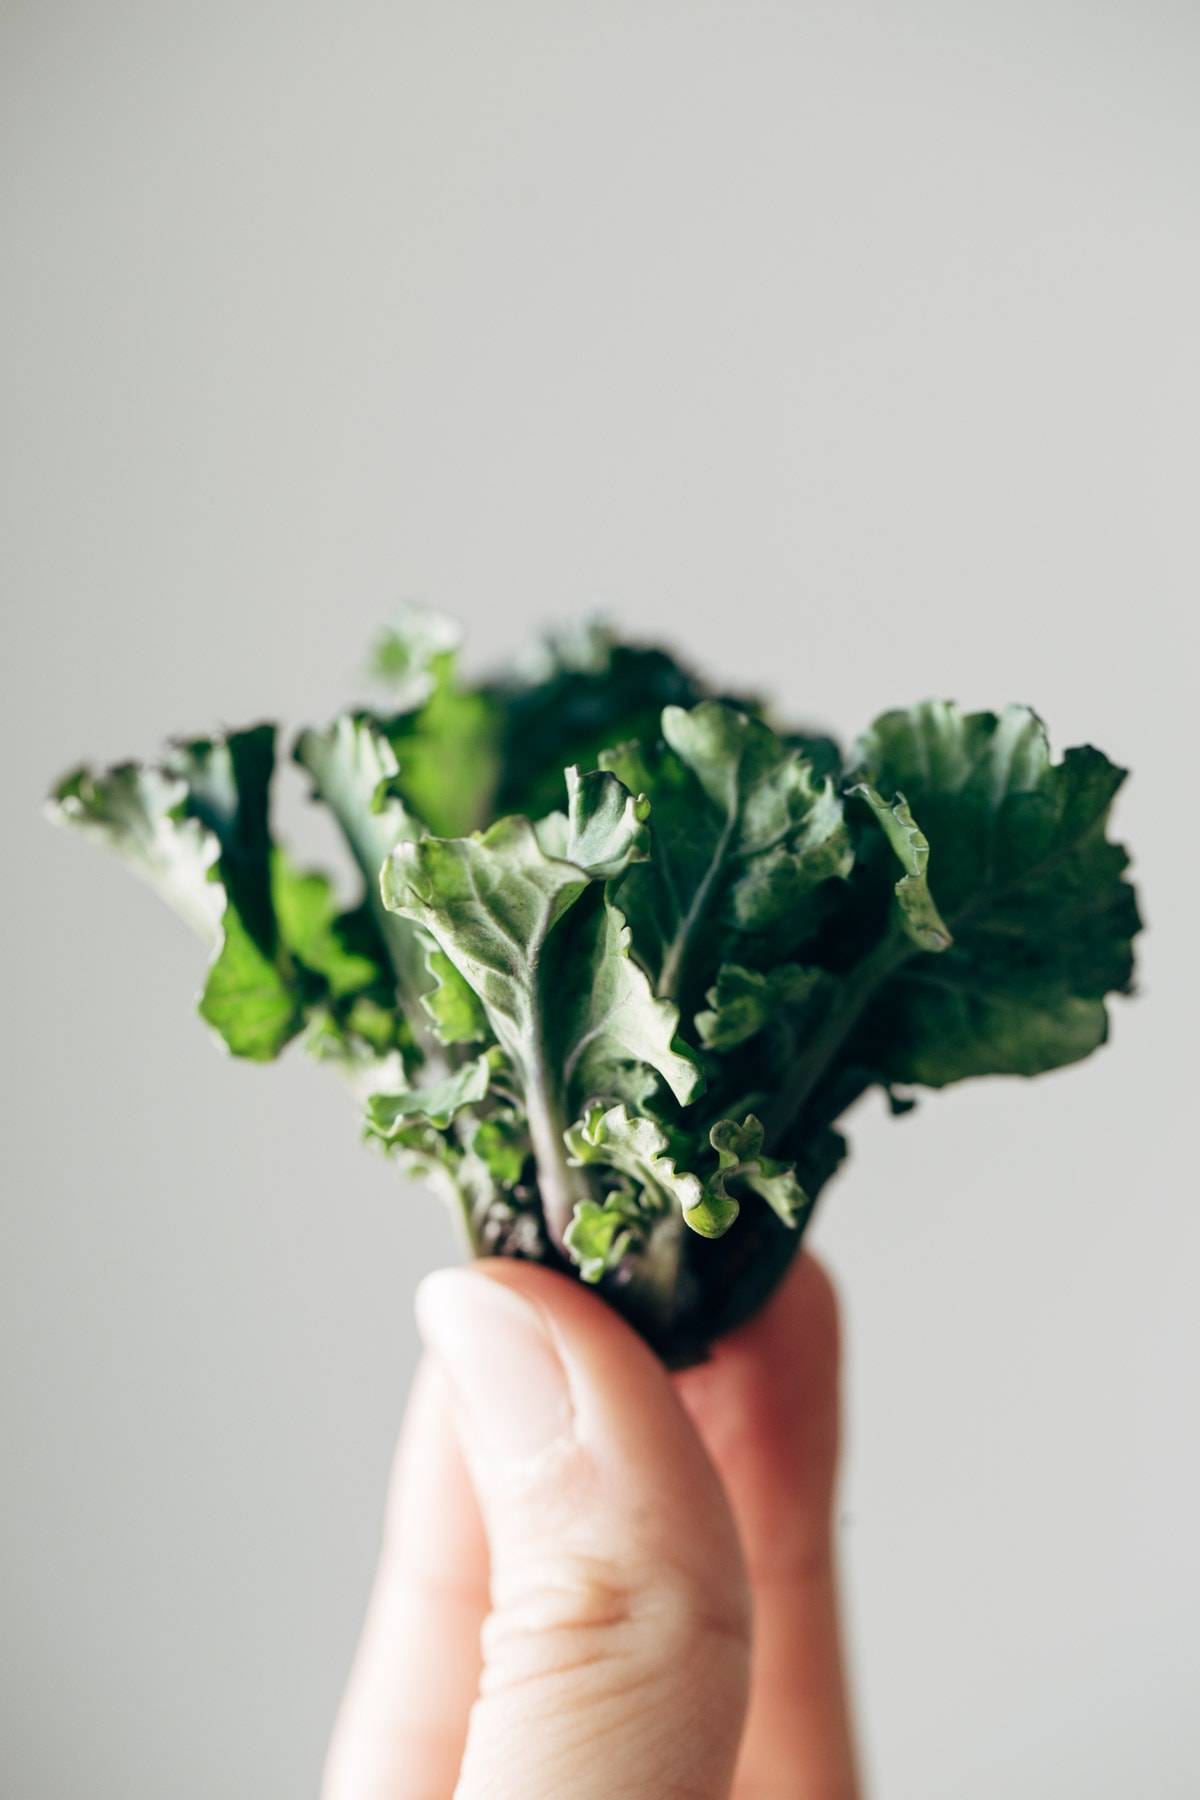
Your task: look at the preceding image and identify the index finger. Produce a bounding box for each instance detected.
[675,1254,860,1797]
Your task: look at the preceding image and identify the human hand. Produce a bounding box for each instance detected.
[324,1253,859,1799]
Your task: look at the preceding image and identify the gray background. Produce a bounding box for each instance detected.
[3,3,1198,1794]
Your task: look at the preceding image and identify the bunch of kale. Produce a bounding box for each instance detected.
[50,616,1139,1362]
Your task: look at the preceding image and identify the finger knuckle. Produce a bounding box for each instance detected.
[482,1547,750,1703]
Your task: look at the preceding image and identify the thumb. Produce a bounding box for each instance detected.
[415,1260,751,1800]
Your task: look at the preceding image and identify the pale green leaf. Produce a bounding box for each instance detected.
[381,769,654,1239]
[551,900,701,1109]
[565,1102,703,1220]
[706,1115,810,1229]
[696,962,825,1051]
[421,944,490,1045]
[365,1051,494,1137]
[847,783,952,952]
[563,1193,644,1283]
[48,763,223,942]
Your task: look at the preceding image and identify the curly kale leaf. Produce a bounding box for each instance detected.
[843,703,1141,1088]
[49,760,225,941]
[381,767,699,1245]
[51,728,387,1062]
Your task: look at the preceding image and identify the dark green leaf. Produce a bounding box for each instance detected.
[489,626,721,820]
[294,714,431,1011]
[603,702,852,1007]
[852,705,1140,1086]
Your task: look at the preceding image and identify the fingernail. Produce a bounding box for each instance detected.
[416,1269,574,1460]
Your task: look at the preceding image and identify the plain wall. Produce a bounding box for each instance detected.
[3,3,1197,1794]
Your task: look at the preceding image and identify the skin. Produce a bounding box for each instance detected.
[324,1252,859,1799]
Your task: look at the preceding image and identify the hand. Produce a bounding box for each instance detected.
[323,1253,859,1799]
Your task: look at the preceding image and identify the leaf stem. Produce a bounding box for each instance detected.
[764,919,917,1147]
[522,1039,593,1254]
[657,814,736,1002]
[619,1210,685,1339]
